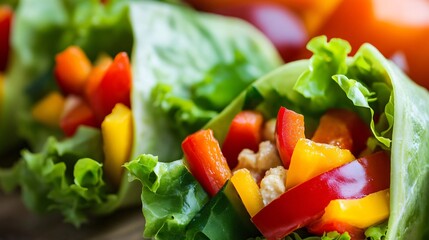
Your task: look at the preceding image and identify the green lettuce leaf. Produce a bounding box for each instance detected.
[129,1,281,162]
[365,222,388,240]
[0,127,111,226]
[125,155,208,239]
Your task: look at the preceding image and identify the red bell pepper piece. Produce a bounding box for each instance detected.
[275,106,305,168]
[222,110,264,169]
[307,220,365,240]
[312,109,371,155]
[182,129,232,197]
[0,5,12,71]
[88,52,131,124]
[60,96,97,137]
[54,46,93,95]
[251,151,390,239]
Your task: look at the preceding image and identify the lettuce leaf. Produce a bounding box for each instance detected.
[129,1,281,162]
[0,127,111,226]
[365,222,388,240]
[125,155,208,239]
[131,36,429,239]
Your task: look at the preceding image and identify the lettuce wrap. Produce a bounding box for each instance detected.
[126,36,429,239]
[0,0,134,157]
[0,0,281,226]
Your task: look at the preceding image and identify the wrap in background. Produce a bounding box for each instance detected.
[0,0,281,226]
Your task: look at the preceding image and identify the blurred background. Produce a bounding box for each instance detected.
[2,0,429,88]
[185,0,429,90]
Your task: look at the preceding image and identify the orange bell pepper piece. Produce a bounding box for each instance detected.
[54,46,92,95]
[312,109,371,155]
[182,129,232,197]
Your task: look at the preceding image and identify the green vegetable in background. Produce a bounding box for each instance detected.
[128,36,429,239]
[0,0,281,226]
[0,127,109,226]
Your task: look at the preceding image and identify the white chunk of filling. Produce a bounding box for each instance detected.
[260,166,287,205]
[235,141,282,181]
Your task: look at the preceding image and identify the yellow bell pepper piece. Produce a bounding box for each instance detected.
[286,138,355,189]
[231,168,264,217]
[321,189,390,229]
[102,103,133,187]
[31,91,65,127]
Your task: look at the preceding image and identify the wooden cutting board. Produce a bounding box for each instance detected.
[0,191,145,240]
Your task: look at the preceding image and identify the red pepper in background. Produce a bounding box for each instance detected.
[312,109,371,155]
[49,47,132,136]
[275,106,305,168]
[0,5,12,72]
[88,52,132,124]
[182,129,232,197]
[252,151,390,239]
[186,0,429,90]
[204,2,308,62]
[222,110,263,169]
[60,96,97,137]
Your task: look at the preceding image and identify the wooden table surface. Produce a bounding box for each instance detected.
[0,191,145,240]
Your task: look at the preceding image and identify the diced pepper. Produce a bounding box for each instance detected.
[102,103,133,187]
[311,189,390,230]
[222,110,264,169]
[275,106,305,168]
[60,96,97,137]
[54,46,92,95]
[185,180,261,240]
[230,168,264,217]
[84,54,112,102]
[312,110,353,150]
[31,92,66,128]
[312,109,371,155]
[88,52,132,124]
[182,129,232,197]
[0,5,12,71]
[307,189,389,239]
[252,151,390,239]
[286,138,355,189]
